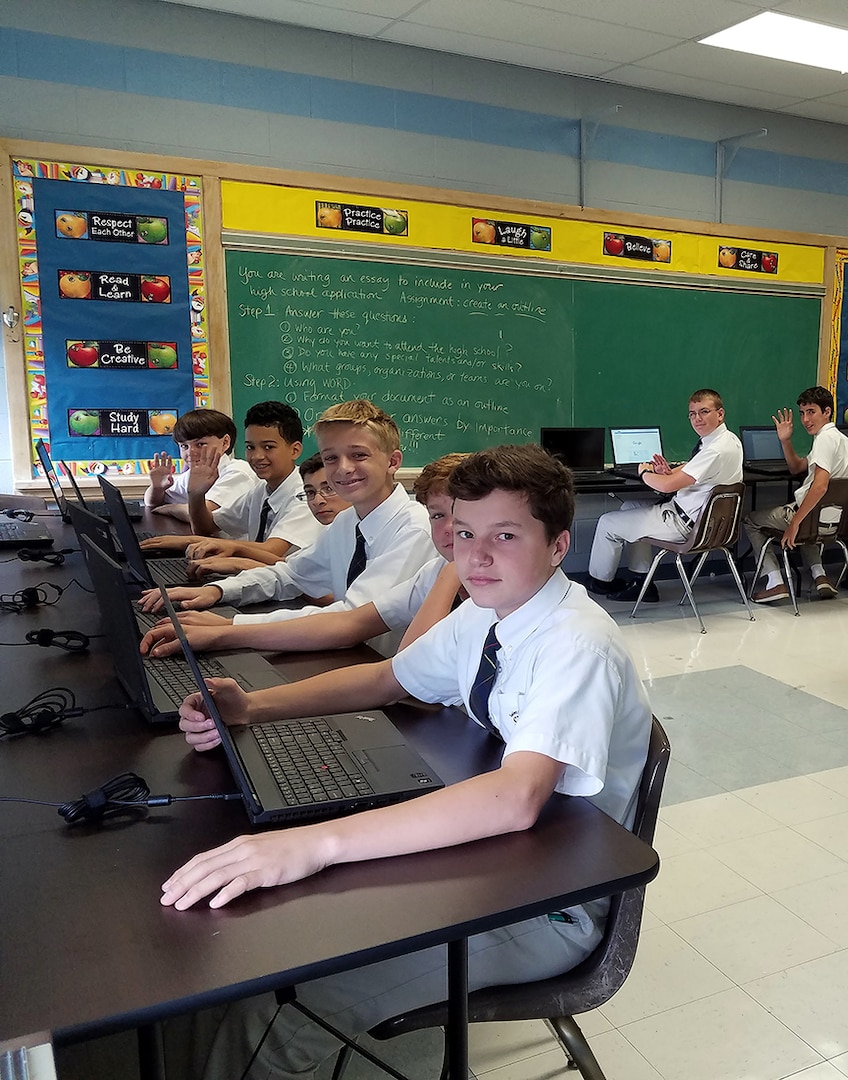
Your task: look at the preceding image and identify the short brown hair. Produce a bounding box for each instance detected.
[172,408,237,449]
[689,388,723,411]
[313,399,400,455]
[412,453,469,506]
[299,452,324,480]
[447,444,574,541]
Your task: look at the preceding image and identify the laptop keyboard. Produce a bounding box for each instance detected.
[148,558,191,586]
[145,654,250,700]
[254,719,375,804]
[0,521,29,540]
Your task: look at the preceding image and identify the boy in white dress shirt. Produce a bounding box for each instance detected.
[744,386,848,602]
[588,388,743,602]
[139,453,467,659]
[138,399,435,620]
[142,403,327,567]
[143,408,256,536]
[162,444,651,1080]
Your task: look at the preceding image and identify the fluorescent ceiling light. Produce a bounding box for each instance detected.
[700,12,848,74]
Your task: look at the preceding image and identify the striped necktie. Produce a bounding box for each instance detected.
[468,623,502,739]
[254,499,272,543]
[346,525,367,587]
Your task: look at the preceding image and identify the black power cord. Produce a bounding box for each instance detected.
[0,688,123,737]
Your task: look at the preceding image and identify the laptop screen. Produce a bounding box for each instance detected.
[741,426,783,461]
[35,439,69,515]
[540,427,605,470]
[610,427,663,465]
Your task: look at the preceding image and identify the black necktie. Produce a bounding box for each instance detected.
[254,499,272,543]
[468,624,502,739]
[346,525,367,587]
[689,439,703,459]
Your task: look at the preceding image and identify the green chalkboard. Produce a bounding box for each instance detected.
[225,248,821,465]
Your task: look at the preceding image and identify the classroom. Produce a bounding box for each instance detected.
[3,2,848,1079]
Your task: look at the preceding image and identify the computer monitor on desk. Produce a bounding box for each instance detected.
[740,426,791,476]
[540,427,606,476]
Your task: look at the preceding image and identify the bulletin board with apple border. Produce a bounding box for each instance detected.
[221,180,827,464]
[11,153,210,479]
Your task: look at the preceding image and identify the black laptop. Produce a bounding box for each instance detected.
[161,590,444,825]
[540,427,608,481]
[82,537,289,725]
[35,438,144,522]
[608,426,665,479]
[740,426,792,476]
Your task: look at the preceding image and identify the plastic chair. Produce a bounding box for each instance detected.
[332,717,670,1080]
[748,477,848,616]
[630,483,754,634]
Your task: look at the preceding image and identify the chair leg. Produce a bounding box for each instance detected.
[548,1016,608,1080]
[674,554,706,633]
[781,546,800,616]
[721,547,755,621]
[629,550,665,619]
[683,550,710,599]
[835,540,848,590]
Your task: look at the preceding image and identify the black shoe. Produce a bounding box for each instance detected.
[607,578,659,603]
[587,575,627,596]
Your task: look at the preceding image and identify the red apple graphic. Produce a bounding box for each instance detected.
[141,276,171,303]
[761,253,777,273]
[604,233,624,256]
[67,340,99,367]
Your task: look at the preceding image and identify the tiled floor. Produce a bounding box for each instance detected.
[464,580,848,1080]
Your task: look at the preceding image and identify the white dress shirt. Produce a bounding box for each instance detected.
[392,570,651,828]
[673,422,743,520]
[794,422,848,518]
[223,483,436,623]
[162,454,258,531]
[214,467,323,550]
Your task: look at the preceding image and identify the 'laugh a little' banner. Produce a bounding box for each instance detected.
[472,217,551,252]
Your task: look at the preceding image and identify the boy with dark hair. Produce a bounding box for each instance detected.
[297,453,349,527]
[744,385,848,601]
[588,388,743,602]
[139,399,436,621]
[140,453,466,659]
[161,443,651,1080]
[144,407,256,536]
[142,403,324,567]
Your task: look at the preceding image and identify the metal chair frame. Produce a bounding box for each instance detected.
[630,483,754,634]
[748,477,848,616]
[331,717,670,1080]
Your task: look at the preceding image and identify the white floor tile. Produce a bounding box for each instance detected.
[796,813,848,861]
[599,925,732,1027]
[781,1063,848,1079]
[830,1051,848,1075]
[577,1029,663,1080]
[773,870,848,947]
[660,792,777,847]
[467,1019,558,1074]
[619,986,821,1080]
[745,950,848,1057]
[809,766,848,798]
[708,827,848,893]
[646,849,761,923]
[735,775,848,825]
[670,894,836,983]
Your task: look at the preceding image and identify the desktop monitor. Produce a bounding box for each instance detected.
[539,427,605,470]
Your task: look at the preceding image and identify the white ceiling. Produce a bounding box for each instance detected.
[162,0,848,126]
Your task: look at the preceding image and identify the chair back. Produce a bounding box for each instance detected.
[686,483,745,554]
[370,717,670,1034]
[793,477,848,544]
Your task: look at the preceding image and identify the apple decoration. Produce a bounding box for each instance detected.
[59,271,91,299]
[69,410,100,436]
[137,216,168,243]
[150,411,177,435]
[56,213,88,238]
[148,342,178,369]
[472,220,496,244]
[382,209,407,236]
[604,233,624,256]
[317,206,342,229]
[529,227,551,251]
[140,276,171,303]
[761,253,778,273]
[67,341,99,367]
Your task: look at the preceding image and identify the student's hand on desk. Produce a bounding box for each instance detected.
[178,677,249,751]
[186,537,232,560]
[137,584,223,613]
[151,503,191,521]
[161,828,329,910]
[140,534,192,552]
[773,408,794,441]
[186,556,255,579]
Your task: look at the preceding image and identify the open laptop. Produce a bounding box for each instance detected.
[82,536,290,725]
[60,458,146,524]
[540,427,608,481]
[740,426,792,476]
[98,476,198,588]
[608,426,665,479]
[0,516,54,549]
[161,590,444,825]
[34,438,143,522]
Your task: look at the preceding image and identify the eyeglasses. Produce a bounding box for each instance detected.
[297,484,339,502]
[687,408,717,420]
